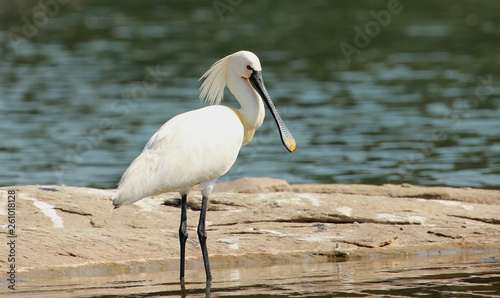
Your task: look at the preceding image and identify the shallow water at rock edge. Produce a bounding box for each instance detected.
[9,251,500,297]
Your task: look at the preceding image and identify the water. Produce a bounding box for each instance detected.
[1,1,500,189]
[9,251,500,297]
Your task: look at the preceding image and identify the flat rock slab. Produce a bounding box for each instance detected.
[1,178,500,277]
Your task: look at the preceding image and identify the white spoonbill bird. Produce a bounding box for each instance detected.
[112,50,296,281]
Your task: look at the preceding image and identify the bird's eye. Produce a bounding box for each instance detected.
[246,65,252,70]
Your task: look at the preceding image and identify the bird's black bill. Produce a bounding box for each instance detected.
[249,71,296,153]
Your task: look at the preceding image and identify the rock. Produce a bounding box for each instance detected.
[1,179,500,278]
[213,177,292,193]
[480,256,500,263]
[291,183,500,205]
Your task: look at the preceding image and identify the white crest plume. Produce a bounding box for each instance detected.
[199,53,231,105]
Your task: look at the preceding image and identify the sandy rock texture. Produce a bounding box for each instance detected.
[1,178,499,277]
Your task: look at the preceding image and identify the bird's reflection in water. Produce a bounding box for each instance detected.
[180,281,186,297]
[179,280,211,297]
[205,281,211,298]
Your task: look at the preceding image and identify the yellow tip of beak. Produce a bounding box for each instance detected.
[285,139,296,153]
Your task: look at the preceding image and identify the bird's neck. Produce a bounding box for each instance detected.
[227,73,265,130]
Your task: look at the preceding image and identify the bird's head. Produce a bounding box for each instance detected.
[227,50,262,79]
[199,51,296,153]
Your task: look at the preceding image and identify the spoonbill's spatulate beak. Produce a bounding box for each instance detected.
[249,71,296,153]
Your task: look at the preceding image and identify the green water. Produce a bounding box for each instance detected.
[1,1,499,188]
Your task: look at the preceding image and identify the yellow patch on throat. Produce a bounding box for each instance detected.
[229,108,256,147]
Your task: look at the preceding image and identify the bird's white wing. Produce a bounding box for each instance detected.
[112,105,244,206]
[141,133,159,154]
[141,112,188,154]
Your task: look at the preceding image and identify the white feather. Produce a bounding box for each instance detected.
[199,53,231,105]
[113,106,244,206]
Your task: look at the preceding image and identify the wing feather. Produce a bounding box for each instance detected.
[112,106,244,206]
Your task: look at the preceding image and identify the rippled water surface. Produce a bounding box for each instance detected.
[9,251,500,297]
[1,1,500,188]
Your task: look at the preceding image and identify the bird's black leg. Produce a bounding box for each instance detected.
[179,194,188,281]
[198,195,212,281]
